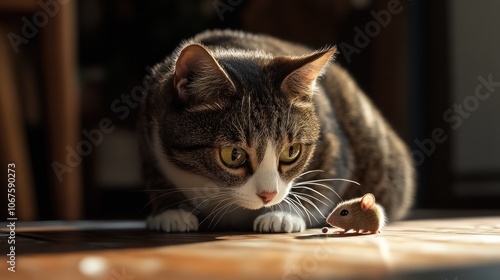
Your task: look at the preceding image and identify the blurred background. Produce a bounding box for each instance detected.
[0,0,499,221]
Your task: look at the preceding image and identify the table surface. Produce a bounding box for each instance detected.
[1,215,500,280]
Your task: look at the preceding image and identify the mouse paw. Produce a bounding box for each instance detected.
[253,212,306,233]
[147,209,199,232]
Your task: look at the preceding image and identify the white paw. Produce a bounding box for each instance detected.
[253,212,306,233]
[147,209,199,232]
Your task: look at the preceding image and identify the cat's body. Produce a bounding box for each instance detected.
[139,30,414,232]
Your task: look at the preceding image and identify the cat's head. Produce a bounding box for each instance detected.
[149,43,336,210]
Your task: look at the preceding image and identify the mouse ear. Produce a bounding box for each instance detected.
[360,193,375,210]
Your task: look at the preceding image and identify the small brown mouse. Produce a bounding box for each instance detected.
[325,193,386,234]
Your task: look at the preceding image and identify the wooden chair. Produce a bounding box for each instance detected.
[0,0,82,220]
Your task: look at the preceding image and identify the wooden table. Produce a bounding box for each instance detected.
[2,216,500,280]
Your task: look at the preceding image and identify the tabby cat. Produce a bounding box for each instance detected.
[139,30,414,233]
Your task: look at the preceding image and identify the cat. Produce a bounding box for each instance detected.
[139,29,415,233]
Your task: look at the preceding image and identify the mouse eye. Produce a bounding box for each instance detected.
[340,209,349,216]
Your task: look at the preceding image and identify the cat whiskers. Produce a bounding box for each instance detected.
[283,174,361,225]
[142,187,220,212]
[146,186,240,230]
[190,191,231,213]
[208,201,239,230]
[284,196,309,220]
[294,177,360,203]
[290,193,324,222]
[197,195,240,230]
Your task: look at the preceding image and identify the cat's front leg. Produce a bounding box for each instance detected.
[253,211,306,233]
[147,209,199,232]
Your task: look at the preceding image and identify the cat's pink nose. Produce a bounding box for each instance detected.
[258,191,277,204]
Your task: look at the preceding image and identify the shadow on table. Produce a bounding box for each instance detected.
[295,232,371,239]
[9,229,232,255]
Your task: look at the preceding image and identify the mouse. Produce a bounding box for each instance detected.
[324,193,386,234]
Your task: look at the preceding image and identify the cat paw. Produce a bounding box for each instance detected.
[253,212,306,233]
[147,209,199,232]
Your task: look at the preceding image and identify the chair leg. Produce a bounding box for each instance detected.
[42,1,82,220]
[0,25,37,221]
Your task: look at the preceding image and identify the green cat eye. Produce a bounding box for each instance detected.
[279,143,302,164]
[220,146,247,168]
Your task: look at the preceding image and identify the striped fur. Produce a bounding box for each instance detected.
[139,30,415,232]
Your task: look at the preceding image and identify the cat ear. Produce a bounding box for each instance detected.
[278,47,337,101]
[173,44,236,104]
[360,193,375,211]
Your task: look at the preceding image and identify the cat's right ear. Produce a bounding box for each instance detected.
[173,44,236,104]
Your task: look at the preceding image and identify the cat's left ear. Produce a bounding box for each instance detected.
[276,47,337,101]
